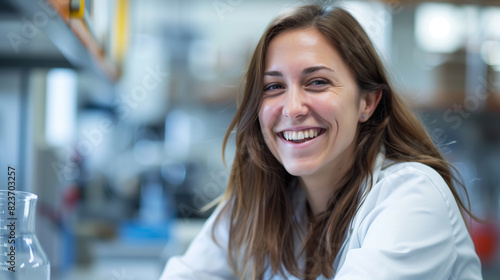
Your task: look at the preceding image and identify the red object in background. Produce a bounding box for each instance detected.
[470,219,499,266]
[63,184,81,211]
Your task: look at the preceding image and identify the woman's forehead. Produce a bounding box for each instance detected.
[264,27,348,76]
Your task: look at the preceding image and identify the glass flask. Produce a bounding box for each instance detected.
[0,190,50,280]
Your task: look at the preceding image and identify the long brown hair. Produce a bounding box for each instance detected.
[214,4,474,279]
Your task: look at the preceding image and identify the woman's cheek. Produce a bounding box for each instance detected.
[259,100,280,129]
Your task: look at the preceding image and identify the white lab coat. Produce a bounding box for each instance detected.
[160,152,482,279]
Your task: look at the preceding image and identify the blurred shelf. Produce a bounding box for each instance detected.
[48,0,70,23]
[4,0,119,82]
[91,239,166,259]
[406,90,500,112]
[53,258,162,280]
[380,0,500,6]
[0,55,72,68]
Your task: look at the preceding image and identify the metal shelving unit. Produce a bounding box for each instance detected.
[2,0,120,81]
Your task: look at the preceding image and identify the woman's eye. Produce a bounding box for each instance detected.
[309,79,330,86]
[264,84,284,92]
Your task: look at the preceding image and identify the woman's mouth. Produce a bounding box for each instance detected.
[279,128,325,144]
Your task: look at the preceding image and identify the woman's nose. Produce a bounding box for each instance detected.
[282,87,308,119]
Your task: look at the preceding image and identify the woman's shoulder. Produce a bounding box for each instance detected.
[364,158,457,211]
[355,158,464,241]
[377,159,449,190]
[344,159,481,280]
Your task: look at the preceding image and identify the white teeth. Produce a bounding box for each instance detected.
[282,129,321,141]
[297,131,304,140]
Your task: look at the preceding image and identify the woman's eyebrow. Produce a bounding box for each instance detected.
[263,66,334,77]
[302,66,334,75]
[263,71,282,77]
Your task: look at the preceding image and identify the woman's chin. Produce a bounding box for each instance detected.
[282,163,317,177]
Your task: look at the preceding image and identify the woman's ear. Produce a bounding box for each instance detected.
[359,90,382,122]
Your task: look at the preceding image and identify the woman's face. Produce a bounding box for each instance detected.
[258,27,367,182]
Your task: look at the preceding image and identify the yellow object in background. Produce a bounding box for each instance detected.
[112,0,129,65]
[70,0,86,19]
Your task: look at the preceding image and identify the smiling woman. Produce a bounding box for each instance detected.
[160,4,482,280]
[258,27,381,216]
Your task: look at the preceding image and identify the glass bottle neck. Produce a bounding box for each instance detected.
[13,198,37,234]
[1,191,39,236]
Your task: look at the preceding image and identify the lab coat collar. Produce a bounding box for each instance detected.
[367,149,386,194]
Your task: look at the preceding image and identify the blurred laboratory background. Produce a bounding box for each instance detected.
[0,0,499,279]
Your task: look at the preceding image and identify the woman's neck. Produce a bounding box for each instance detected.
[299,143,356,216]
